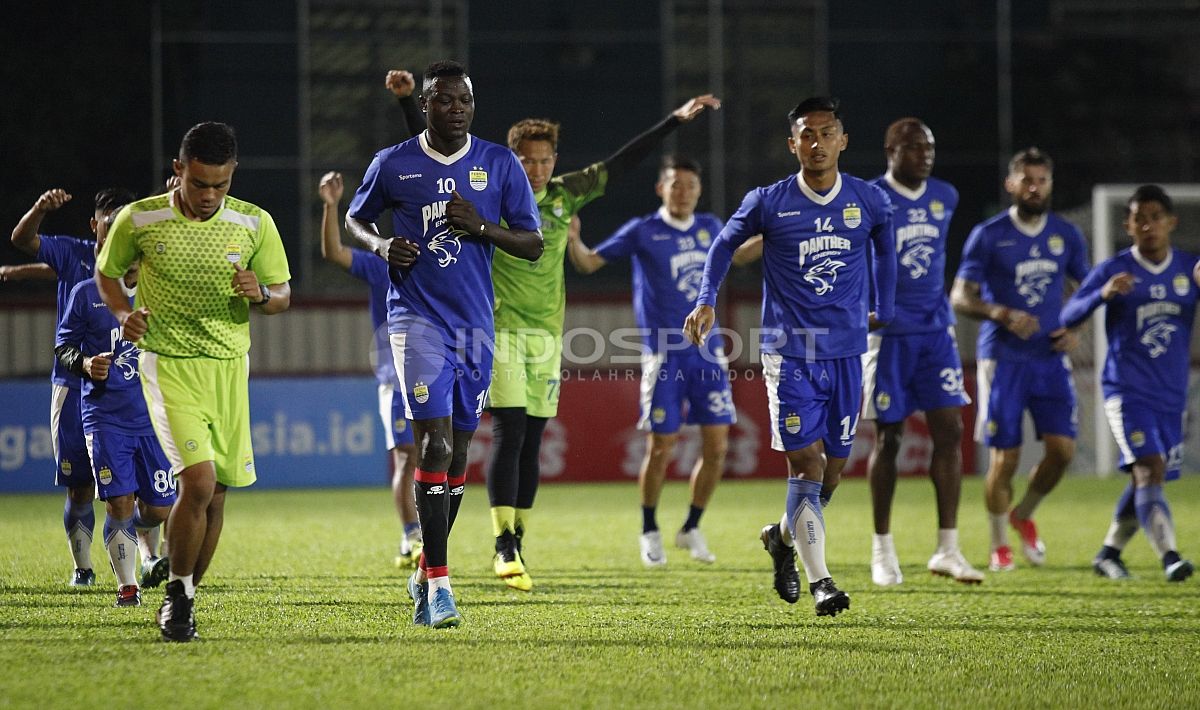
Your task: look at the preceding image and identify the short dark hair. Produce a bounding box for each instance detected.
[94,188,136,214]
[422,60,470,96]
[1127,184,1174,215]
[1008,146,1053,175]
[884,117,929,149]
[179,122,237,165]
[660,154,702,178]
[788,96,841,125]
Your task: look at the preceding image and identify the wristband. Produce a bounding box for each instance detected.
[255,284,272,306]
[479,223,487,237]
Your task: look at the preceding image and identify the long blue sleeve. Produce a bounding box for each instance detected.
[869,210,897,323]
[1060,262,1110,329]
[698,189,762,307]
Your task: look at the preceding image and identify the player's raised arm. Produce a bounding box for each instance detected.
[603,94,721,182]
[318,171,353,271]
[386,69,426,139]
[11,189,72,257]
[447,191,542,261]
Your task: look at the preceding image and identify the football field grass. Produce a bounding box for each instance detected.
[1,475,1197,709]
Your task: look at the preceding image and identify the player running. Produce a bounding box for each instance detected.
[686,97,896,616]
[951,147,1088,572]
[569,155,733,568]
[1060,185,1195,583]
[97,121,293,642]
[862,118,981,586]
[346,60,542,628]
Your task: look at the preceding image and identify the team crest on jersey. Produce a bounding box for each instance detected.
[652,407,666,424]
[842,206,862,229]
[395,418,407,433]
[61,460,72,474]
[185,440,198,452]
[469,169,488,191]
[413,382,430,404]
[98,467,113,485]
[785,413,802,435]
[901,244,935,279]
[552,199,564,218]
[1048,235,1065,256]
[1174,273,1190,296]
[155,242,166,254]
[225,243,242,265]
[1130,430,1146,448]
[930,200,945,220]
[875,392,891,411]
[428,229,462,268]
[803,258,846,296]
[697,229,712,248]
[1141,321,1177,358]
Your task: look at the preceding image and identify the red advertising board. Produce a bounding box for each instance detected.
[465,369,976,483]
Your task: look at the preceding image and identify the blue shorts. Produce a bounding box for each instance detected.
[975,356,1077,448]
[51,384,93,488]
[1104,397,1184,482]
[390,329,491,432]
[84,429,178,506]
[638,349,736,434]
[861,327,971,423]
[378,383,416,449]
[763,353,862,457]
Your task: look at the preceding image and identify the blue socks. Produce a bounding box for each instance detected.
[1134,484,1178,565]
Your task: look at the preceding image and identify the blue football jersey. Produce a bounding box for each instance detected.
[38,235,96,388]
[957,207,1089,361]
[348,248,399,387]
[595,208,725,354]
[699,172,897,359]
[55,279,152,436]
[347,132,541,345]
[1061,247,1199,414]
[871,174,959,334]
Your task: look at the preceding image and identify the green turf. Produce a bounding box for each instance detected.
[1,475,1197,709]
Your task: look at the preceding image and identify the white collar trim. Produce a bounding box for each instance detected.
[884,173,927,201]
[657,206,695,232]
[419,131,472,165]
[120,279,138,298]
[1131,246,1173,275]
[795,172,842,206]
[1008,205,1047,237]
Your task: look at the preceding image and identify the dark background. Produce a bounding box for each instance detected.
[3,1,1199,300]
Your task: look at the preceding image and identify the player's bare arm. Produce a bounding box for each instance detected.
[565,214,606,274]
[231,262,291,315]
[951,276,1039,340]
[1101,272,1135,300]
[345,215,420,269]
[318,171,353,270]
[671,94,722,122]
[95,272,148,341]
[0,263,57,281]
[11,189,72,256]
[446,190,542,261]
[731,235,763,266]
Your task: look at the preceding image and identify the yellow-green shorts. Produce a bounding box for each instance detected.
[139,352,257,487]
[488,328,562,418]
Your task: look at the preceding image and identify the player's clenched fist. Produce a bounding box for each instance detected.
[121,307,151,342]
[83,352,113,381]
[34,189,72,213]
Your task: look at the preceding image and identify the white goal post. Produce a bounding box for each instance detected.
[1089,183,1200,477]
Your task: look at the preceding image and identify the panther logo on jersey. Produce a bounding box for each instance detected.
[676,269,704,302]
[900,244,935,279]
[1017,272,1052,306]
[1141,321,1177,358]
[113,345,142,381]
[803,258,846,296]
[427,229,462,268]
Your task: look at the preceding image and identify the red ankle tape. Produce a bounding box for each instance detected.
[425,565,449,579]
[448,473,466,487]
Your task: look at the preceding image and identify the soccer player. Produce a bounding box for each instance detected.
[390,66,721,588]
[10,187,135,587]
[862,119,982,586]
[1060,185,1195,582]
[346,60,542,628]
[97,121,293,642]
[569,155,733,568]
[685,97,897,616]
[318,170,422,567]
[56,253,177,607]
[951,147,1088,572]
